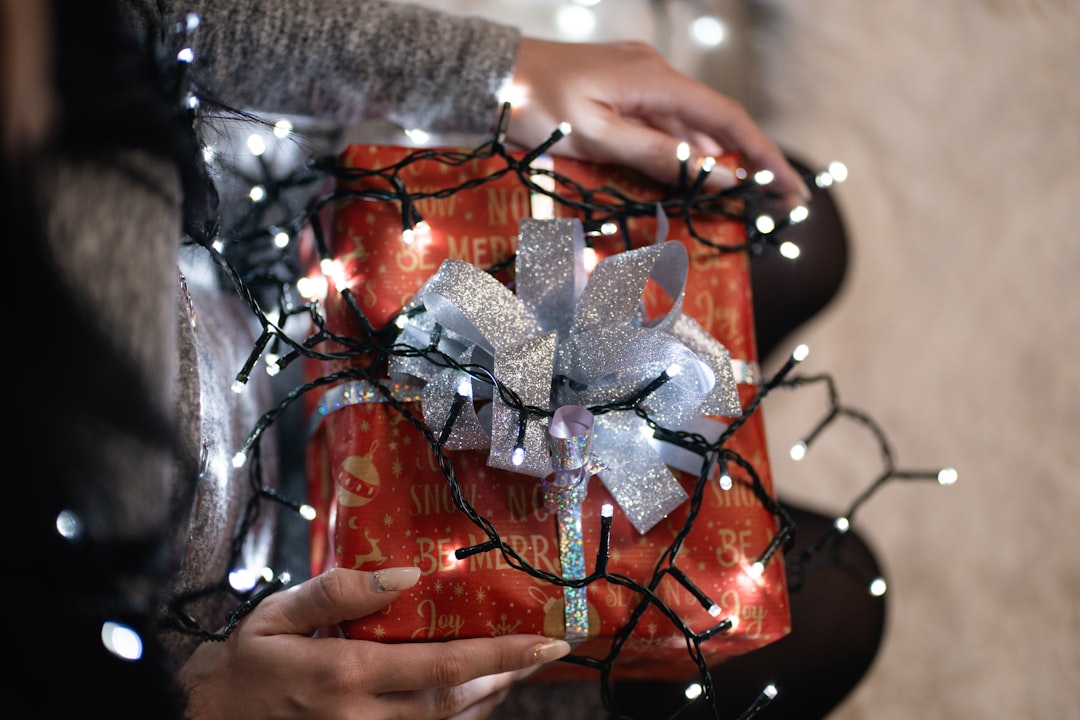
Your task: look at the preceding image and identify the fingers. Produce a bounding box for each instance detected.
[365,635,570,693]
[244,567,420,637]
[383,668,530,720]
[510,36,810,205]
[666,81,807,200]
[568,108,737,193]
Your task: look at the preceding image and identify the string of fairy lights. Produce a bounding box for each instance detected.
[58,8,956,720]
[175,103,952,719]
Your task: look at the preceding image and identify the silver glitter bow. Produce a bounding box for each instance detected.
[389,217,742,534]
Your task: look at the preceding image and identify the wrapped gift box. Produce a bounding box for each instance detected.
[303,145,790,680]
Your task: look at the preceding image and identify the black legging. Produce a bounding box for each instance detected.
[612,154,886,720]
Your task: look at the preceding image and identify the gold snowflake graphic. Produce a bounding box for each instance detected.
[453,583,465,597]
[373,624,385,639]
[486,613,522,636]
[433,580,443,594]
[392,458,403,478]
[475,588,487,602]
[383,514,394,527]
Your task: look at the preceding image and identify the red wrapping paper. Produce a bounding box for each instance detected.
[303,145,790,680]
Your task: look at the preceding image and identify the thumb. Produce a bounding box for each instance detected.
[243,567,420,637]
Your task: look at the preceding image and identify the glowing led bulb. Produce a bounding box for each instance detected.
[755,215,776,234]
[792,344,810,362]
[401,228,416,245]
[231,450,247,468]
[558,122,573,136]
[676,142,691,162]
[55,509,83,540]
[684,682,704,700]
[779,241,801,259]
[828,161,849,182]
[748,561,765,578]
[230,379,247,394]
[184,13,201,32]
[556,5,595,39]
[394,314,409,329]
[511,447,525,466]
[273,119,293,138]
[707,603,722,617]
[690,15,726,48]
[176,47,194,63]
[833,516,851,533]
[789,205,810,223]
[246,133,266,156]
[754,169,775,185]
[601,503,614,518]
[456,376,472,397]
[583,247,599,272]
[299,504,317,521]
[274,231,290,248]
[937,467,958,486]
[789,441,807,461]
[229,567,258,592]
[815,171,834,188]
[405,127,431,144]
[101,621,143,661]
[869,577,888,597]
[764,684,778,699]
[320,258,346,288]
[701,156,716,173]
[497,79,527,108]
[295,274,327,301]
[719,473,733,491]
[666,363,683,378]
[264,359,280,377]
[249,185,266,202]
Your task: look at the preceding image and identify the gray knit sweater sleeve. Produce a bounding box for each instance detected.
[159,0,521,134]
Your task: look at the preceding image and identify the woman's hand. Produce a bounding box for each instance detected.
[507,37,810,205]
[179,567,570,720]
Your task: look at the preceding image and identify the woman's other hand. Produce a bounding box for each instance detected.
[508,37,809,205]
[179,567,570,720]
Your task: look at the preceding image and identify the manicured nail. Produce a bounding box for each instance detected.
[372,566,421,593]
[703,163,737,191]
[529,639,572,666]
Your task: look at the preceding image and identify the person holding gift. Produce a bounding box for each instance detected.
[6,0,868,719]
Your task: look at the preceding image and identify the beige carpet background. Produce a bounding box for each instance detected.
[742,2,1080,718]
[365,1,1080,716]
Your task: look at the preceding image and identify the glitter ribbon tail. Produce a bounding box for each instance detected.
[545,405,595,642]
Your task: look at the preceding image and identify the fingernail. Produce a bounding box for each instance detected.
[372,566,421,593]
[703,163,737,190]
[529,639,572,666]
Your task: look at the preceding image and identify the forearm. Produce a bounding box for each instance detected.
[144,0,520,134]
